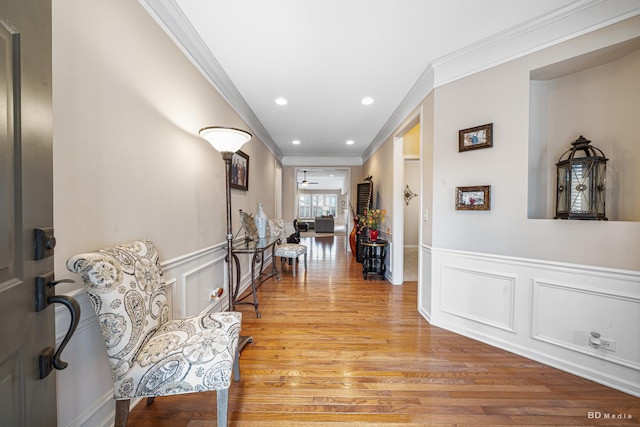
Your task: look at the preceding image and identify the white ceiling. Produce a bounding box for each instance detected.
[140,0,640,165]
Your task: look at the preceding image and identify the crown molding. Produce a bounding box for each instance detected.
[431,0,640,87]
[282,156,363,167]
[137,0,283,160]
[364,0,640,163]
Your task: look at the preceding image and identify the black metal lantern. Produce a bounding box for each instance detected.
[555,135,608,220]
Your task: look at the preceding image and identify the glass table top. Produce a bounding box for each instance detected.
[232,234,280,252]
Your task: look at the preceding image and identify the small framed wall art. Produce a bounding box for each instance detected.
[230,150,249,191]
[455,185,491,210]
[459,123,493,152]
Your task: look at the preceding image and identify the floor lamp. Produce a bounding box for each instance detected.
[199,126,252,312]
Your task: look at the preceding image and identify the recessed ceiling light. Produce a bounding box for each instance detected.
[346,140,355,145]
[361,97,374,105]
[292,140,301,145]
[275,97,288,105]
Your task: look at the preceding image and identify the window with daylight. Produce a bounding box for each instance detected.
[298,193,337,218]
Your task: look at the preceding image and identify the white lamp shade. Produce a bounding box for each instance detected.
[199,126,252,153]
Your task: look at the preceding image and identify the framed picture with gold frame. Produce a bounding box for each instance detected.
[455,185,491,210]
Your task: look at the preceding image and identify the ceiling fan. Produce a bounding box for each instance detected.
[298,170,319,187]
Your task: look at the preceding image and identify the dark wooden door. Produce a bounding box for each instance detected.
[0,0,56,425]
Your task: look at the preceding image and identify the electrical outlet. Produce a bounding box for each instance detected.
[209,288,224,301]
[423,209,429,221]
[599,337,616,352]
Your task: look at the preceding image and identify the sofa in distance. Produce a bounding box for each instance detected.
[314,215,334,233]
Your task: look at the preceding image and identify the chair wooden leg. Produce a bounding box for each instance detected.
[114,399,130,427]
[217,388,229,427]
[146,397,155,405]
[233,349,241,382]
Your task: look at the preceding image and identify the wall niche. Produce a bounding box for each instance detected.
[528,37,640,221]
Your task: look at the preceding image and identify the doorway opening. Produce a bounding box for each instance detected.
[391,110,422,285]
[293,167,351,253]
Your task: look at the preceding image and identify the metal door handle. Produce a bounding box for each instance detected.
[40,295,80,376]
[35,276,74,312]
[36,275,81,379]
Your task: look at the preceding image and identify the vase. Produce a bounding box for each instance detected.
[254,203,267,238]
[349,219,357,256]
[369,229,379,242]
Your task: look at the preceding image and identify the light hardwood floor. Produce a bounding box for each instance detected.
[128,235,639,426]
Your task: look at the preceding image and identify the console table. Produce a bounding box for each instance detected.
[231,235,281,318]
[362,239,388,280]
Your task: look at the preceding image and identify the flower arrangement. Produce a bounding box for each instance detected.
[359,209,386,231]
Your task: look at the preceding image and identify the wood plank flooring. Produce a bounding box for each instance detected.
[127,236,639,426]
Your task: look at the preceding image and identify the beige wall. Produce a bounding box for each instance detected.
[362,139,393,234]
[281,166,297,222]
[403,159,420,246]
[421,92,434,247]
[403,123,422,246]
[53,0,277,286]
[360,94,435,258]
[431,15,640,270]
[403,123,420,156]
[348,165,364,223]
[362,93,435,245]
[53,1,278,423]
[529,47,640,221]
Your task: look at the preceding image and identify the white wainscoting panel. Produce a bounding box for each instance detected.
[180,257,224,316]
[165,277,177,318]
[418,245,432,322]
[440,265,516,333]
[376,230,395,284]
[386,239,394,283]
[533,279,640,370]
[425,247,640,397]
[56,289,116,427]
[163,243,227,317]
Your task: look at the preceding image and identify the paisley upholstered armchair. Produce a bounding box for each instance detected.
[67,240,241,427]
